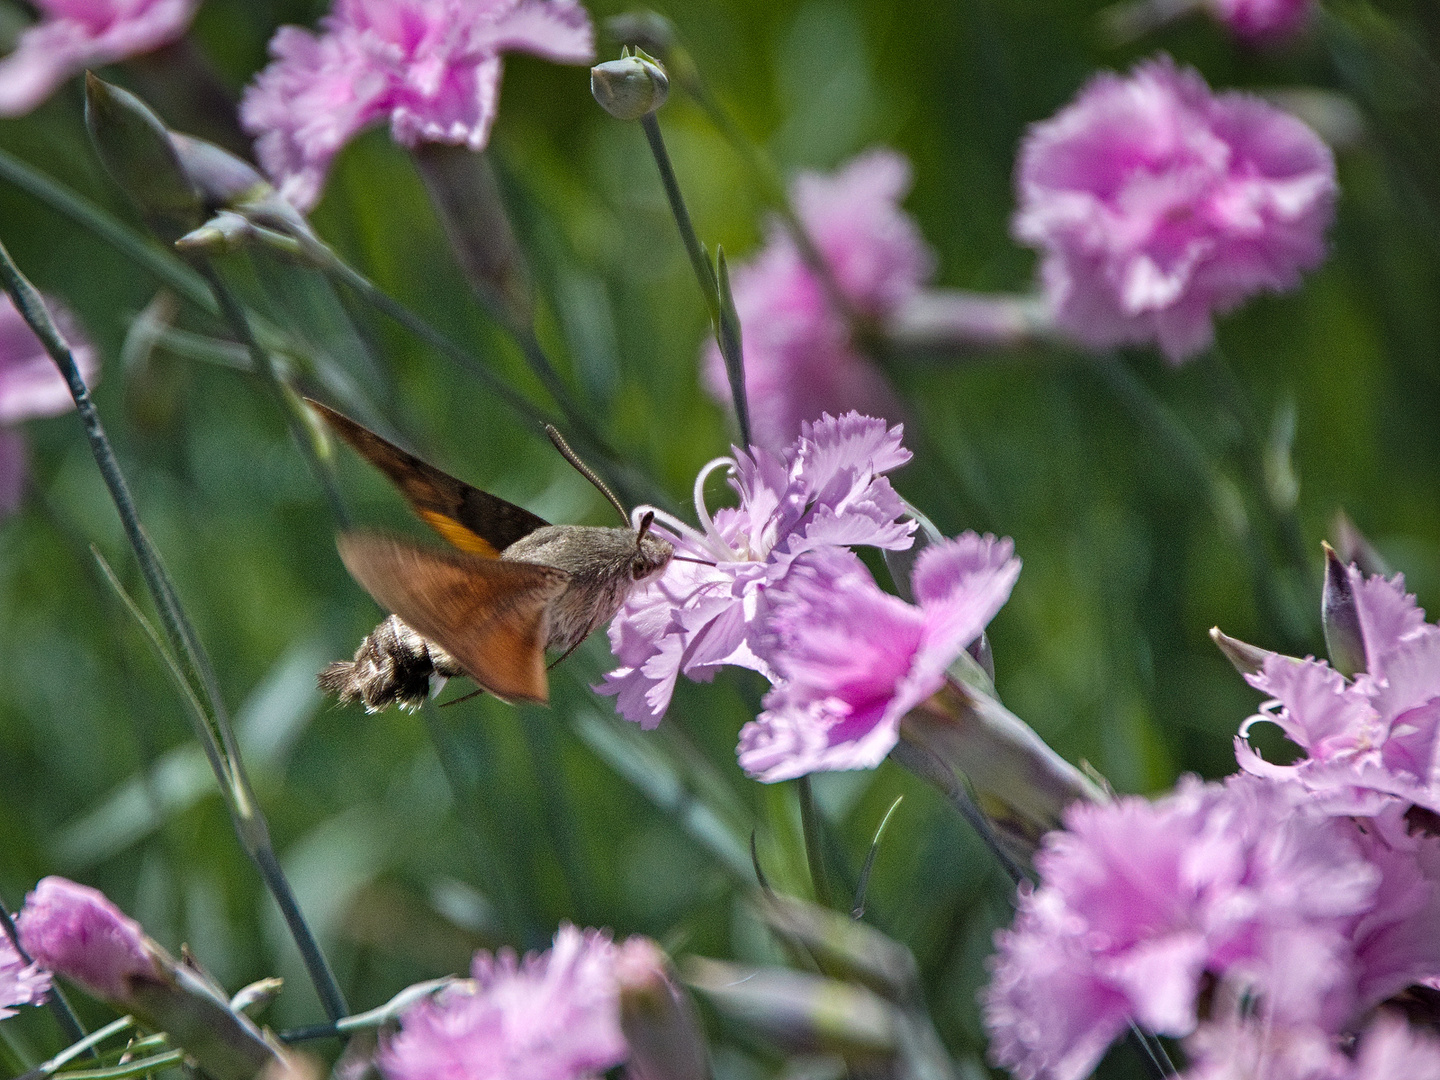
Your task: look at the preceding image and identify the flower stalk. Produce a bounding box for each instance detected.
[0,239,349,1025]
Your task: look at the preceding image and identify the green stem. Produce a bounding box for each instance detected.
[1093,356,1307,652]
[49,1051,186,1080]
[320,254,557,433]
[0,239,348,1025]
[638,113,752,446]
[795,776,831,908]
[195,261,351,528]
[0,148,212,311]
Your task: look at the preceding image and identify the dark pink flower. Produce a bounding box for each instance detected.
[599,412,914,727]
[378,925,628,1080]
[18,877,160,1002]
[241,0,594,211]
[983,776,1380,1080]
[1350,1011,1440,1080]
[0,294,98,519]
[1013,56,1335,363]
[0,0,198,116]
[0,930,49,1019]
[701,149,934,448]
[1236,569,1440,817]
[737,533,1020,782]
[1206,0,1310,42]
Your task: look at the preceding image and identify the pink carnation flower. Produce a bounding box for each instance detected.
[983,776,1380,1080]
[0,0,198,117]
[1206,0,1310,42]
[18,877,160,1002]
[1183,1010,1440,1080]
[599,412,915,727]
[1013,56,1336,363]
[1236,567,1440,816]
[379,925,629,1080]
[0,929,50,1019]
[737,533,1020,782]
[240,0,594,211]
[702,149,935,448]
[0,294,99,518]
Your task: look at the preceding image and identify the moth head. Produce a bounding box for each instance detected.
[631,510,673,582]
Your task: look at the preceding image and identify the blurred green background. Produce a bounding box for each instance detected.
[2,0,1439,1075]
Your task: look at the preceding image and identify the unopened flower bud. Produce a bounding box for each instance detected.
[1322,542,1367,677]
[591,53,669,120]
[684,957,896,1058]
[615,939,709,1080]
[1208,626,1277,677]
[19,876,161,1000]
[84,73,203,242]
[18,877,278,1080]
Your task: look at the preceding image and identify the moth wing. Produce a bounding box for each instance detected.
[308,399,549,557]
[337,532,570,704]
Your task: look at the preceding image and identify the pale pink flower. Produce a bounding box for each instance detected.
[0,930,49,1019]
[0,294,98,519]
[737,533,1020,782]
[1236,568,1440,816]
[1350,1011,1440,1080]
[378,925,629,1080]
[702,149,934,448]
[1013,56,1335,363]
[983,775,1380,1080]
[599,413,914,727]
[1182,1011,1440,1080]
[17,877,160,1002]
[0,0,198,116]
[1207,0,1310,42]
[241,0,594,211]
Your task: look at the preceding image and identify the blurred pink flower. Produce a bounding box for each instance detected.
[0,294,98,519]
[1206,0,1310,42]
[0,0,198,116]
[0,930,50,1019]
[379,924,629,1080]
[983,775,1380,1080]
[737,533,1020,782]
[702,149,934,448]
[1236,568,1440,816]
[240,0,594,211]
[18,877,160,1002]
[1183,1010,1440,1080]
[1013,56,1335,363]
[1350,1011,1440,1080]
[599,412,915,727]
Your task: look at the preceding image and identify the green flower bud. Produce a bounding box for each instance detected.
[1322,542,1367,677]
[591,52,669,120]
[84,72,202,242]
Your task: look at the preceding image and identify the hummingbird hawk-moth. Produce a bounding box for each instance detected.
[308,400,673,708]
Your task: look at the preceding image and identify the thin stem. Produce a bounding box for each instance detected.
[888,739,1029,886]
[0,149,212,311]
[639,114,752,445]
[249,846,349,1022]
[195,261,351,528]
[795,777,831,908]
[639,113,718,321]
[47,1051,185,1080]
[35,1018,135,1075]
[321,254,556,433]
[1128,1022,1179,1079]
[1092,356,1307,651]
[0,897,89,1053]
[0,239,348,1024]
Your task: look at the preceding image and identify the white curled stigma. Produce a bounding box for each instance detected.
[630,456,745,564]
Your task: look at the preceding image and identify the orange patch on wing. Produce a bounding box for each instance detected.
[420,510,502,558]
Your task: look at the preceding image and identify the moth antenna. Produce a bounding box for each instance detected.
[636,509,655,549]
[545,424,628,524]
[671,555,718,566]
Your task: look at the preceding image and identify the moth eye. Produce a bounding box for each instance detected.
[631,557,651,581]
